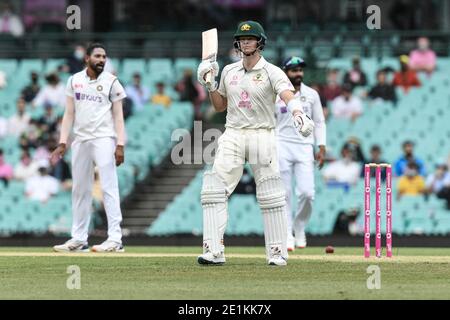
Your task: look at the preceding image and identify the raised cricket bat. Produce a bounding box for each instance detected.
[202,28,218,86]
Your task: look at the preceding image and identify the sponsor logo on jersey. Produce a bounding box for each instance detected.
[75,92,103,103]
[74,84,83,88]
[238,90,252,109]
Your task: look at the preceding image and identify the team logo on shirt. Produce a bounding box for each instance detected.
[97,85,103,91]
[253,73,264,82]
[238,90,252,109]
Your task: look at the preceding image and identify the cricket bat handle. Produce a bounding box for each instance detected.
[205,71,212,86]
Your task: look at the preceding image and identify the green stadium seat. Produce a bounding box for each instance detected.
[174,58,198,79]
[44,59,65,73]
[0,59,18,77]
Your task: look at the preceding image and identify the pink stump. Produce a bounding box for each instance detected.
[364,165,371,258]
[375,166,382,258]
[386,165,393,257]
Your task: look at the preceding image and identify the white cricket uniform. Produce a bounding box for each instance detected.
[215,56,294,191]
[275,83,326,241]
[66,69,127,244]
[202,56,294,260]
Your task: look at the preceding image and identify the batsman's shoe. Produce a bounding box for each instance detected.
[197,251,226,265]
[268,256,287,266]
[268,245,287,266]
[295,231,307,249]
[91,240,125,253]
[53,239,89,253]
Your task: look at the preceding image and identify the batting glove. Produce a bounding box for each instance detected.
[197,60,219,92]
[293,112,315,137]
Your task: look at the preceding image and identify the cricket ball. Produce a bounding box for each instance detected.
[325,246,334,254]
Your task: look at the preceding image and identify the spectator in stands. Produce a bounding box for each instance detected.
[331,83,363,121]
[32,73,66,110]
[361,144,388,180]
[21,72,41,103]
[62,45,86,74]
[33,138,54,163]
[397,161,426,200]
[19,119,42,150]
[176,69,206,120]
[322,145,361,188]
[25,160,59,203]
[38,103,58,135]
[151,82,172,108]
[343,57,367,88]
[425,163,450,208]
[322,69,341,102]
[368,70,397,105]
[394,140,426,176]
[0,148,13,186]
[8,97,30,137]
[125,73,150,113]
[392,55,421,93]
[409,37,436,75]
[13,149,38,181]
[0,2,24,37]
[343,136,365,163]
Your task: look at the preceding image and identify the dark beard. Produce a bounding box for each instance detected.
[289,76,302,87]
[89,62,104,75]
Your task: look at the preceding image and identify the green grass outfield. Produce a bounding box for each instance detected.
[0,246,449,300]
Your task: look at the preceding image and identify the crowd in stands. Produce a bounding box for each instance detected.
[314,36,449,208]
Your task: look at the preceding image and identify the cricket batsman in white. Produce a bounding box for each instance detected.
[197,21,314,266]
[51,43,127,253]
[275,57,326,251]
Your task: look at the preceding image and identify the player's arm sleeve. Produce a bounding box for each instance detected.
[110,79,127,102]
[217,66,228,98]
[312,91,326,147]
[270,66,294,96]
[59,96,75,144]
[112,100,126,146]
[65,76,74,97]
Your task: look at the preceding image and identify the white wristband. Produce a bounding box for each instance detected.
[287,99,303,114]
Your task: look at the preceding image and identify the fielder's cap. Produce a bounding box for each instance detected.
[282,56,307,70]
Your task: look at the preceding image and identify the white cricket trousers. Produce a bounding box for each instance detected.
[71,137,123,243]
[277,141,315,238]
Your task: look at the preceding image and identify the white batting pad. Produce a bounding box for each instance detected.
[201,171,228,255]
